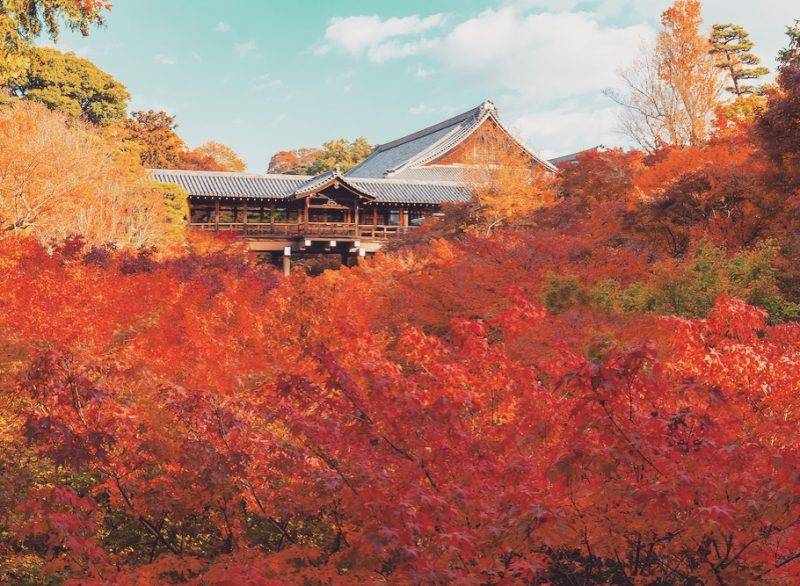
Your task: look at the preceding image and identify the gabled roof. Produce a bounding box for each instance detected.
[347,100,556,180]
[291,167,375,200]
[150,169,470,206]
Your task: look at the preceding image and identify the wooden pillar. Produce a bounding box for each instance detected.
[354,203,360,237]
[282,246,291,276]
[372,207,378,233]
[214,198,220,233]
[242,200,248,236]
[269,204,275,229]
[304,197,310,230]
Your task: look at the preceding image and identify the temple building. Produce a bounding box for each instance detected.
[153,100,556,273]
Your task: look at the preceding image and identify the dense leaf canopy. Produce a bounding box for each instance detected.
[7,47,129,125]
[4,2,800,583]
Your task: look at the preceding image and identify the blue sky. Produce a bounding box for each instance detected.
[50,0,797,170]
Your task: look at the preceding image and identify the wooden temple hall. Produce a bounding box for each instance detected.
[153,100,556,273]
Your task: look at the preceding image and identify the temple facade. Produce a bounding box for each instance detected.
[153,100,556,273]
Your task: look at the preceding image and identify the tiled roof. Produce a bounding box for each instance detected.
[348,177,470,204]
[150,169,470,206]
[152,169,309,198]
[347,100,556,178]
[390,165,469,183]
[291,168,336,195]
[548,145,605,166]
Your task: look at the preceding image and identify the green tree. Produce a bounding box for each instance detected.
[153,181,189,240]
[7,47,129,125]
[0,0,108,85]
[304,137,372,174]
[123,110,186,169]
[778,19,800,67]
[710,24,770,96]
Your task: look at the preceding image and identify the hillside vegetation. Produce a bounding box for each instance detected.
[2,1,800,583]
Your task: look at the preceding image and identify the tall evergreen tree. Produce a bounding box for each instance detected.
[710,24,770,96]
[778,19,800,67]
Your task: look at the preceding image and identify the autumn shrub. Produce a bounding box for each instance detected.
[4,235,800,582]
[540,242,800,322]
[0,102,184,251]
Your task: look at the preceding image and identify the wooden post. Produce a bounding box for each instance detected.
[242,200,248,236]
[214,198,220,233]
[372,207,378,236]
[269,204,275,229]
[354,203,360,237]
[282,246,291,276]
[304,197,310,232]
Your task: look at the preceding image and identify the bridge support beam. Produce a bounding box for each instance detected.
[282,246,291,276]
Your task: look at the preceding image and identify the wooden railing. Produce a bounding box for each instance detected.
[190,222,412,240]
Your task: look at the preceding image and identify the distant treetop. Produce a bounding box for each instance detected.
[710,23,770,96]
[268,138,372,175]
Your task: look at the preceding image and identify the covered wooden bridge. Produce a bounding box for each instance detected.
[153,100,556,273]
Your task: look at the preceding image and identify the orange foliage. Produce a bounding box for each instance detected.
[4,7,800,585]
[0,102,179,250]
[465,133,558,234]
[180,141,246,172]
[3,235,800,582]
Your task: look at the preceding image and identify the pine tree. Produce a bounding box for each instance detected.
[777,19,800,67]
[710,24,770,96]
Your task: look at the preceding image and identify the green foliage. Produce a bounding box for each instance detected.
[710,23,770,96]
[547,242,800,324]
[303,137,372,175]
[7,47,129,125]
[0,0,106,49]
[0,0,107,86]
[542,274,588,313]
[778,19,800,67]
[153,181,189,240]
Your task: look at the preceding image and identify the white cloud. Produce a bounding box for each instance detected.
[412,64,433,79]
[511,102,621,159]
[216,21,231,33]
[250,73,284,93]
[235,40,257,58]
[316,1,794,156]
[435,8,651,100]
[319,7,649,96]
[366,38,438,62]
[408,103,462,116]
[154,54,177,65]
[321,14,447,62]
[408,103,436,115]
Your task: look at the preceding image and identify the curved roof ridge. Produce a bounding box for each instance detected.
[349,176,463,187]
[385,107,495,177]
[150,168,314,180]
[373,102,486,153]
[387,108,558,174]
